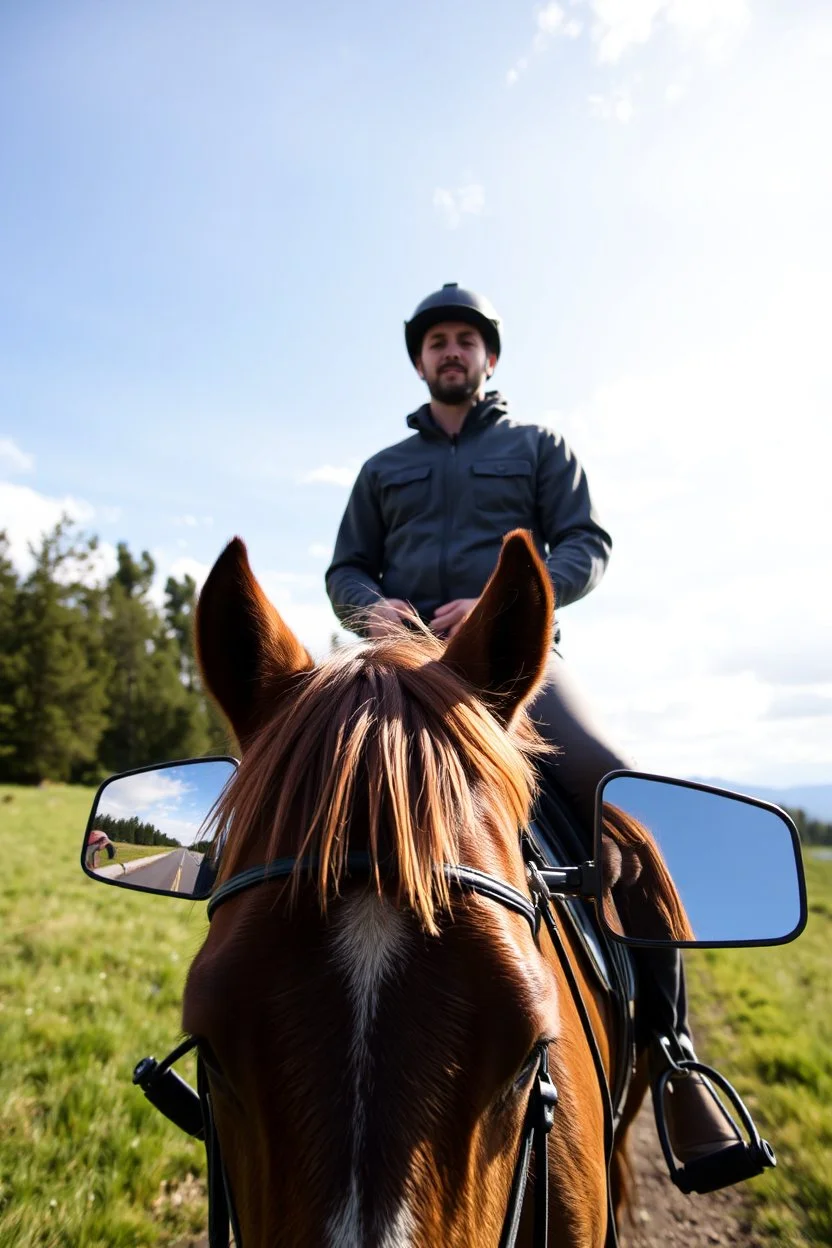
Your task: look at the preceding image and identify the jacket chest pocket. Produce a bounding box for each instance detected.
[379,465,433,529]
[471,458,534,518]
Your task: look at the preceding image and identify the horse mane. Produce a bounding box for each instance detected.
[211,627,548,935]
[601,802,695,942]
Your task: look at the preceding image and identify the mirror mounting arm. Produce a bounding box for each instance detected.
[538,861,598,900]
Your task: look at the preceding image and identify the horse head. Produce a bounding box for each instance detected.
[183,530,613,1247]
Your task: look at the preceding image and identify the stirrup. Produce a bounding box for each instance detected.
[651,1036,776,1195]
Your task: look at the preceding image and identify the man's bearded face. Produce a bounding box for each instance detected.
[417,321,494,403]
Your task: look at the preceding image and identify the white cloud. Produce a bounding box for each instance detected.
[0,482,102,572]
[589,0,664,63]
[98,770,192,819]
[588,86,635,121]
[59,542,118,588]
[308,543,332,559]
[145,553,212,608]
[507,6,580,83]
[166,555,212,587]
[173,514,213,528]
[432,184,485,230]
[300,463,359,487]
[540,283,832,786]
[667,0,750,59]
[507,0,751,91]
[0,438,34,474]
[261,570,320,590]
[255,570,348,658]
[534,1,566,49]
[152,547,346,658]
[765,691,832,721]
[588,0,751,64]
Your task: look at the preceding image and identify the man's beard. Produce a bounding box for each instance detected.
[427,367,480,404]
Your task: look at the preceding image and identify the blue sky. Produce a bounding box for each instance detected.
[2,0,830,788]
[601,774,803,942]
[97,758,236,846]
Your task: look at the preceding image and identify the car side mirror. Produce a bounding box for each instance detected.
[81,757,238,900]
[593,771,807,947]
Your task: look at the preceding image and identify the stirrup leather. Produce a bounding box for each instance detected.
[651,1039,776,1195]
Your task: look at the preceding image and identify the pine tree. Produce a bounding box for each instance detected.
[164,572,231,756]
[5,521,112,783]
[98,546,228,772]
[0,533,22,769]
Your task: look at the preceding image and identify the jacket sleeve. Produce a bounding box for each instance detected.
[325,462,386,634]
[536,430,612,608]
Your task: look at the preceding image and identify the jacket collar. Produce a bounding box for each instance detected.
[406,391,508,440]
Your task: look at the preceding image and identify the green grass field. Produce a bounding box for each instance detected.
[1,784,830,1245]
[111,842,170,865]
[685,849,832,1247]
[1,785,209,1247]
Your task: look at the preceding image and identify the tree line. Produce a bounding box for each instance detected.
[0,520,229,785]
[92,811,179,849]
[785,808,832,848]
[4,519,831,848]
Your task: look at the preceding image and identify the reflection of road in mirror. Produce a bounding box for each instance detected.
[94,847,204,892]
[82,758,235,898]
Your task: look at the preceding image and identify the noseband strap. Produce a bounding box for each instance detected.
[139,849,618,1248]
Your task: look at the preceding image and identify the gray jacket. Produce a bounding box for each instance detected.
[325,392,612,638]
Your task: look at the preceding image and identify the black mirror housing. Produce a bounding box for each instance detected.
[81,756,238,900]
[592,771,807,949]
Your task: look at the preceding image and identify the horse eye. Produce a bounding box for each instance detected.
[198,1040,224,1077]
[512,1050,540,1093]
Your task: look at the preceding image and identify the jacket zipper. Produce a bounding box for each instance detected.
[438,435,457,606]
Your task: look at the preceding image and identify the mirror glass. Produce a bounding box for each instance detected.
[81,757,237,899]
[596,773,806,946]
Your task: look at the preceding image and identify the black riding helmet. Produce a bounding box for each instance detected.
[404,282,502,365]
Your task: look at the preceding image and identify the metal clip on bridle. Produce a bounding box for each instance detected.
[134,1038,239,1247]
[499,1043,559,1248]
[133,1037,203,1138]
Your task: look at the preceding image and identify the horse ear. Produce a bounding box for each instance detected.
[195,538,314,746]
[441,529,554,724]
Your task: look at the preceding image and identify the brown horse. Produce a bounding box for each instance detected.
[183,529,646,1247]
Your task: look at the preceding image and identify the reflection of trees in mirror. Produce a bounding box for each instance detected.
[92,811,180,848]
[601,802,695,943]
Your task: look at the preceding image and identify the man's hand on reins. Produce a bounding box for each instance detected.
[367,598,417,639]
[430,598,479,639]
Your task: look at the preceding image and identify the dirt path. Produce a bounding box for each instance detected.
[622,1096,761,1247]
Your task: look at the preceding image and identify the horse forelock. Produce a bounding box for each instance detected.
[210,629,547,933]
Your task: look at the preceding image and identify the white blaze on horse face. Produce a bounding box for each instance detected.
[327,892,412,1248]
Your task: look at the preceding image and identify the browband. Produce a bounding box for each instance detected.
[207,851,539,936]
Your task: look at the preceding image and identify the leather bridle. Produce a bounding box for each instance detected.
[134,847,620,1248]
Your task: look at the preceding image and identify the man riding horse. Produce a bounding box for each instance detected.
[325,282,755,1186]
